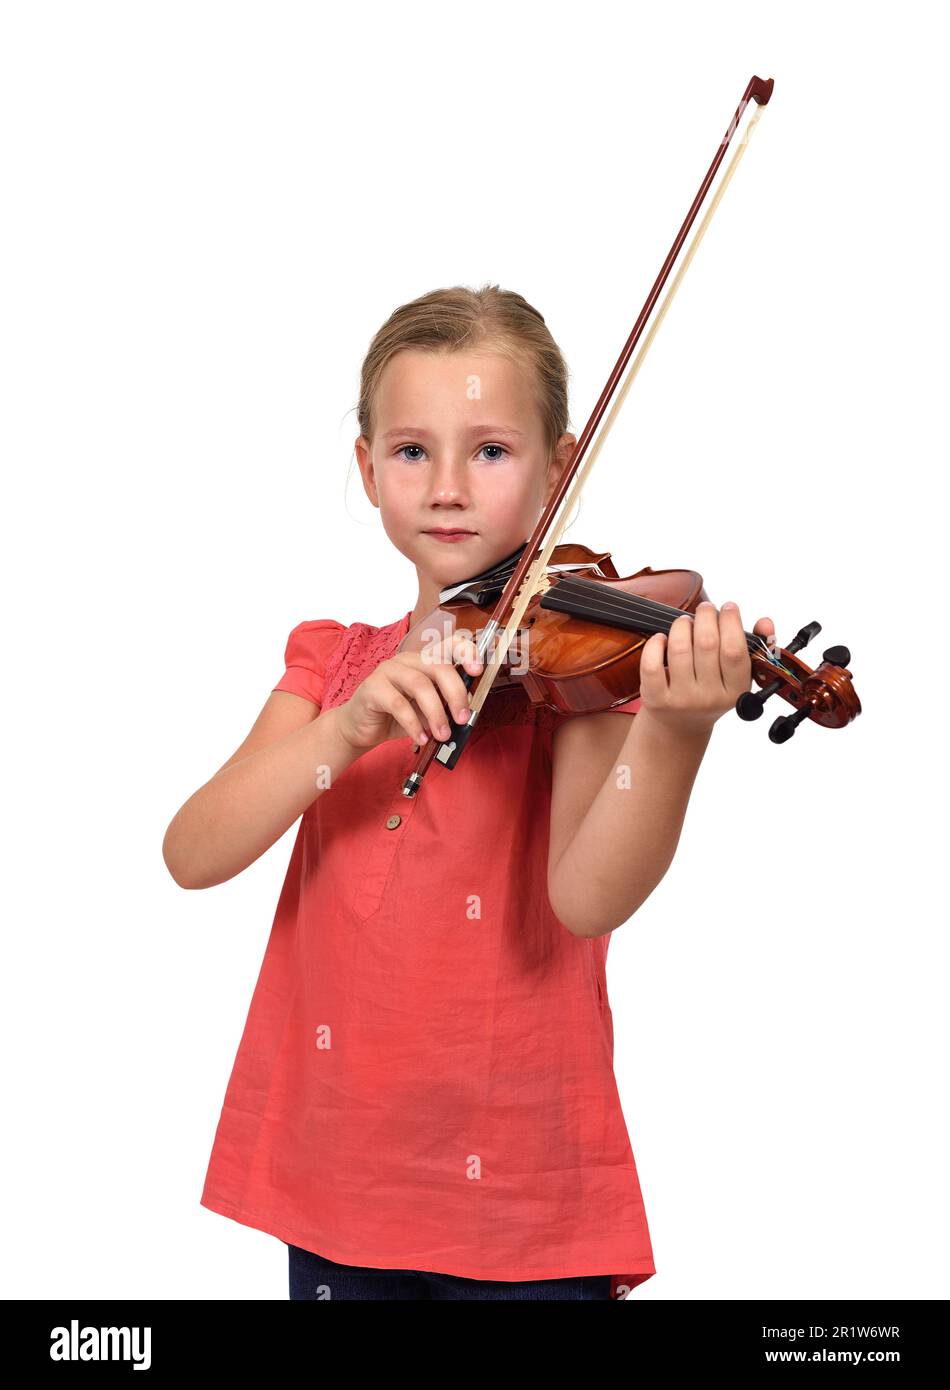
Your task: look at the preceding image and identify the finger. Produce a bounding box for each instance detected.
[666,611,697,689]
[450,627,484,667]
[752,615,776,652]
[639,629,670,701]
[450,629,485,688]
[432,656,478,725]
[386,687,433,746]
[413,629,482,724]
[390,667,456,742]
[420,626,484,675]
[435,629,483,722]
[718,601,752,690]
[691,601,723,691]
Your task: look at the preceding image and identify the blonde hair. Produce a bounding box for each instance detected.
[354,283,571,464]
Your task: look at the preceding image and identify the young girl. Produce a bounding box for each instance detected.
[164,284,773,1301]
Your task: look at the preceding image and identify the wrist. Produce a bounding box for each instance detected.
[313,704,363,767]
[635,706,716,747]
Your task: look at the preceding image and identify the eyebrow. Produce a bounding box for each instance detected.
[382,424,525,440]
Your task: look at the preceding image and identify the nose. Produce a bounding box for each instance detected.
[426,453,471,508]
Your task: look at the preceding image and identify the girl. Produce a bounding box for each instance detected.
[163,284,773,1301]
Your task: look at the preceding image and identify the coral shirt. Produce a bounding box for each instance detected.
[200,610,655,1298]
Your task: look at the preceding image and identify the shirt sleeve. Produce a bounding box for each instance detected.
[272,619,347,708]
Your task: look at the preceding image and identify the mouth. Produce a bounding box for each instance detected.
[423,528,477,542]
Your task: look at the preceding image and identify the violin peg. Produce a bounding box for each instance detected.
[785,620,822,656]
[736,690,767,720]
[768,705,812,744]
[736,673,784,720]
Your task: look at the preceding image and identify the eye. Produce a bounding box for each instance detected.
[395,444,426,462]
[478,444,509,462]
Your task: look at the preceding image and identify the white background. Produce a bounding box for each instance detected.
[2,0,946,1300]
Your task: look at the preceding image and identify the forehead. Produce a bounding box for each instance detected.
[374,349,538,429]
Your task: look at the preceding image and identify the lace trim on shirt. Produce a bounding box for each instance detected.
[321,619,406,711]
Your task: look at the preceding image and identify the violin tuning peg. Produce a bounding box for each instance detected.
[736,689,767,720]
[822,644,851,667]
[736,675,783,720]
[785,620,822,656]
[768,705,813,744]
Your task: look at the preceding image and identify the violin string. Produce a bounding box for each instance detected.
[552,579,802,678]
[555,576,768,654]
[473,564,771,657]
[537,575,773,659]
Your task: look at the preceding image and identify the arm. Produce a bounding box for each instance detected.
[547,708,712,938]
[162,694,359,891]
[547,600,775,938]
[162,626,484,892]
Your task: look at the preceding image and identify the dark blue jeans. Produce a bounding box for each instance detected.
[287,1243,612,1301]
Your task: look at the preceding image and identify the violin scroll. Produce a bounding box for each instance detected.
[736,619,861,743]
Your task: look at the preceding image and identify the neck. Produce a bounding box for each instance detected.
[410,572,445,628]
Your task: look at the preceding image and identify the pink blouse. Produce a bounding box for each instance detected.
[200,611,655,1298]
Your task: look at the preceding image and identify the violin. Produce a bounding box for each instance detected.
[398,76,861,799]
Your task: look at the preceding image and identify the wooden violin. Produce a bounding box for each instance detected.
[398,76,861,798]
[398,539,860,787]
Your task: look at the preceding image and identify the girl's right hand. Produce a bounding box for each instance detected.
[335,630,485,753]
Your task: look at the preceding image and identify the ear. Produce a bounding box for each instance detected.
[545,432,577,502]
[355,436,380,507]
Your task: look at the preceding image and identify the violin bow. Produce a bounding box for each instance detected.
[402,74,805,800]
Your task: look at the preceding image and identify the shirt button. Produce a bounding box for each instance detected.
[386,814,402,829]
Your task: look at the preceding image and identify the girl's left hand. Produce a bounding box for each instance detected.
[638,601,775,737]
